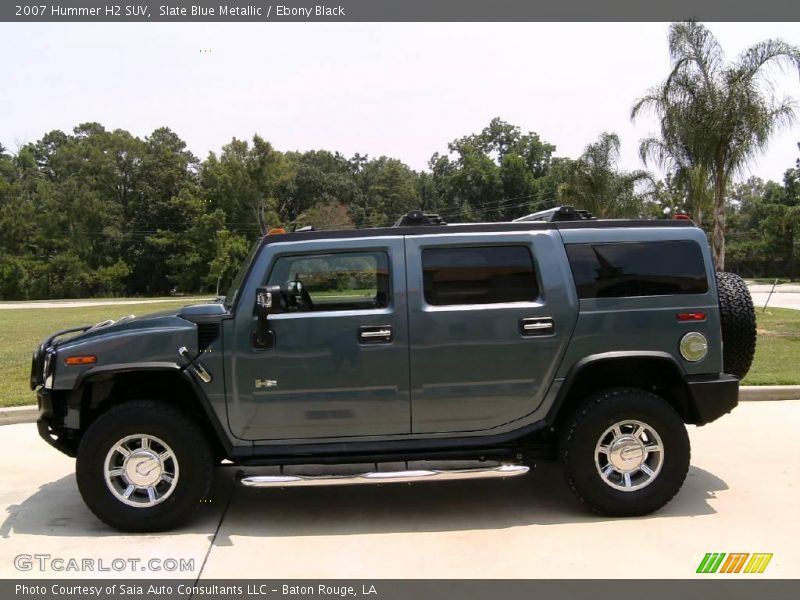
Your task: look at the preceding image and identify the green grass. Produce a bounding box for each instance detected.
[741,307,800,386]
[0,300,205,407]
[1,301,797,408]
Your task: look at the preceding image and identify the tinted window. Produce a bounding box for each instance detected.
[267,251,389,312]
[422,246,539,306]
[566,241,708,299]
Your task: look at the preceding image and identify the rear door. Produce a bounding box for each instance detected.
[405,231,577,433]
[226,237,410,441]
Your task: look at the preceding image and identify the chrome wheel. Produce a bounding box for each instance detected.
[594,419,664,492]
[103,434,179,507]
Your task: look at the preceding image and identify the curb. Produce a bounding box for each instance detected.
[739,385,800,402]
[0,405,38,426]
[2,385,799,426]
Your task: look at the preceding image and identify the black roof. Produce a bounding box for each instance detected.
[260,219,694,248]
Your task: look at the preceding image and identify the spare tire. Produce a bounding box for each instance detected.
[716,272,757,379]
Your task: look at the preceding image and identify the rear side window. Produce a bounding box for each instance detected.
[422,246,539,306]
[566,241,708,299]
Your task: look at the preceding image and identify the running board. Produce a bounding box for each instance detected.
[237,464,529,488]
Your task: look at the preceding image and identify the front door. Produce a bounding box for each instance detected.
[226,238,410,441]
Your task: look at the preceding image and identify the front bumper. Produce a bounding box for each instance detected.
[685,373,739,425]
[36,388,78,457]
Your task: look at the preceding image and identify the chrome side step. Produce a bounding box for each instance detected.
[237,464,529,488]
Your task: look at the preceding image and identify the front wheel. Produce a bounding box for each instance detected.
[76,400,213,532]
[560,387,690,516]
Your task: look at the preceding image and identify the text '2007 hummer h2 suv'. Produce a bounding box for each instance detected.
[32,207,757,531]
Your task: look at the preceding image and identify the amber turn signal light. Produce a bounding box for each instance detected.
[64,355,97,366]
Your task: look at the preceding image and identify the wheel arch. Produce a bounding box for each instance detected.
[72,363,231,460]
[547,352,695,428]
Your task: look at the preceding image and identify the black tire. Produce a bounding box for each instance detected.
[76,400,213,532]
[560,387,690,517]
[716,271,757,379]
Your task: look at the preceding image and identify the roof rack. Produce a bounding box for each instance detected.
[513,205,596,223]
[393,210,448,227]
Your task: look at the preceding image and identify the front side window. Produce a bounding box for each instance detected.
[422,246,539,306]
[267,251,390,312]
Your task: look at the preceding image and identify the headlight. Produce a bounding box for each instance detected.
[679,332,708,362]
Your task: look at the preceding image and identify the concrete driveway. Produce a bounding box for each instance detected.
[1,400,798,579]
[748,283,800,311]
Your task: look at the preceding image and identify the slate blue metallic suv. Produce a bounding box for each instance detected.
[31,207,757,531]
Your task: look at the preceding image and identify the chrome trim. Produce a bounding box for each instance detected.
[238,464,529,488]
[178,346,212,383]
[104,433,179,508]
[359,329,392,338]
[42,350,55,389]
[679,331,708,362]
[89,318,116,331]
[523,322,552,331]
[594,419,664,492]
[192,363,212,384]
[520,316,554,336]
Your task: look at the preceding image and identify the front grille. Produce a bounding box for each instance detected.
[197,323,220,351]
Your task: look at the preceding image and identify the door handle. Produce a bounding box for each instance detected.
[520,317,554,336]
[359,325,393,344]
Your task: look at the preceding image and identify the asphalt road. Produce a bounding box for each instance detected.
[1,400,798,579]
[748,284,800,311]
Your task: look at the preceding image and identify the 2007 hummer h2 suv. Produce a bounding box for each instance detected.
[31,207,757,531]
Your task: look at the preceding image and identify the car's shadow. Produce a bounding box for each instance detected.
[1,462,727,540]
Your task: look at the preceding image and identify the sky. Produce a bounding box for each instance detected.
[1,22,799,183]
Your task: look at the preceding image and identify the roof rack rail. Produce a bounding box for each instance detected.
[513,205,596,223]
[393,210,448,227]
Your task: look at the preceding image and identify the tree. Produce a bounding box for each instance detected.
[352,157,420,227]
[278,150,362,226]
[201,136,290,236]
[632,21,800,270]
[558,132,652,218]
[426,118,557,222]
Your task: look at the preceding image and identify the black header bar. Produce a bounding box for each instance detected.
[4,0,800,22]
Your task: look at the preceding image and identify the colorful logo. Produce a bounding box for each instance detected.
[696,553,773,574]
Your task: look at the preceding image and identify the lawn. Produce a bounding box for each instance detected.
[1,301,797,408]
[0,300,207,407]
[741,307,800,386]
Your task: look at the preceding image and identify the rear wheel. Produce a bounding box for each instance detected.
[76,400,213,532]
[560,387,690,516]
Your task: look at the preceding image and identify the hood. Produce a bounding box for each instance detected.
[39,302,227,392]
[50,302,227,349]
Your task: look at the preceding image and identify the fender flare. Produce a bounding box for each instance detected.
[545,351,690,425]
[73,362,236,456]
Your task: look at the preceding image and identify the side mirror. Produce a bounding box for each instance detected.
[256,285,284,316]
[256,287,274,315]
[254,285,282,348]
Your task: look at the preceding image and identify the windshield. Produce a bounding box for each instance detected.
[223,240,261,310]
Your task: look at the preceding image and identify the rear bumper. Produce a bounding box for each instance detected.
[686,374,739,425]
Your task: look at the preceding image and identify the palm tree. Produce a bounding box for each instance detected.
[632,21,800,270]
[559,132,652,218]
